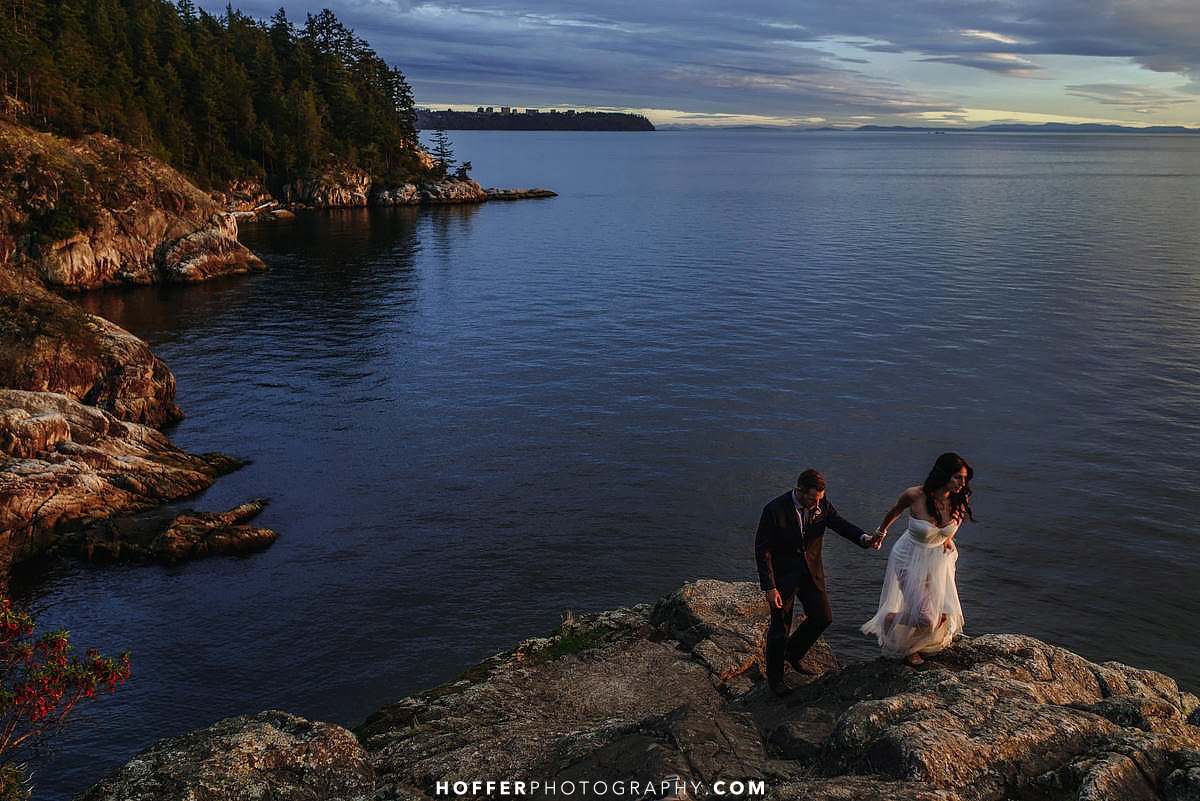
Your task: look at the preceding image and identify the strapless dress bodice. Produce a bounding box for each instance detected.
[906,517,959,545]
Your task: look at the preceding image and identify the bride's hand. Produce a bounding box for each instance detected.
[943,540,955,554]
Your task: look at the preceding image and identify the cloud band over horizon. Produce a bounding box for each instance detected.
[206,0,1200,127]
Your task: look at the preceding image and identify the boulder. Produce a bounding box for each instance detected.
[78,710,375,801]
[157,213,265,282]
[648,578,837,693]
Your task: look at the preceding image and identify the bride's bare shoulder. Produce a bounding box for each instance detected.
[891,486,923,511]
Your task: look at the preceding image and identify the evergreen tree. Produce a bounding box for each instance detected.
[428,123,455,176]
[0,0,427,186]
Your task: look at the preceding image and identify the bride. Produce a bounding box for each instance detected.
[861,453,974,664]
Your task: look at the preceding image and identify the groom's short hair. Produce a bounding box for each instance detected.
[797,469,826,492]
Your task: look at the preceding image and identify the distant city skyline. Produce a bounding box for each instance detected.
[203,1,1200,128]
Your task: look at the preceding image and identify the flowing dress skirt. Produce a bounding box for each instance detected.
[861,525,963,658]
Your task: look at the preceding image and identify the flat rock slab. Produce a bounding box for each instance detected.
[69,498,276,564]
[484,188,558,200]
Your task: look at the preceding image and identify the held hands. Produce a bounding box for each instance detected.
[869,528,887,550]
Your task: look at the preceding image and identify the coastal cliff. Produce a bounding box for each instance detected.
[80,580,1200,801]
[0,118,265,421]
[0,119,265,290]
[0,266,180,426]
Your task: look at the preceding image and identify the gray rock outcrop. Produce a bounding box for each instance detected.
[359,580,797,794]
[78,710,375,801]
[82,580,1200,801]
[279,163,491,208]
[361,581,1200,801]
[412,178,488,204]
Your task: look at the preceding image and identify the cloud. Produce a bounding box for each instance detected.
[960,29,1021,46]
[920,52,1044,77]
[1065,82,1196,109]
[210,0,1200,124]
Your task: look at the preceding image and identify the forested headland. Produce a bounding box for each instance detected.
[0,0,426,188]
[417,108,655,132]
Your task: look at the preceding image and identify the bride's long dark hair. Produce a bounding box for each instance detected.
[922,452,975,525]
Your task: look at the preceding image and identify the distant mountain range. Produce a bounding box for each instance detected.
[658,122,1200,134]
[862,123,1200,133]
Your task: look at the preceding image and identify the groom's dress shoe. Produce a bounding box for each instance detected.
[769,682,793,698]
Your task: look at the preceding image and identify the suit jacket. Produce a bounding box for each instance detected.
[754,490,869,593]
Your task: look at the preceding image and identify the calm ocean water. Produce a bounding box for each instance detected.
[19,130,1200,798]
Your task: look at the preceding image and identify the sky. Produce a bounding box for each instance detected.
[207,0,1200,128]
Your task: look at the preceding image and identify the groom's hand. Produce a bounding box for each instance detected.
[766,589,783,609]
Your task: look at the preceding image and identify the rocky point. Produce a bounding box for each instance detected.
[78,580,1200,801]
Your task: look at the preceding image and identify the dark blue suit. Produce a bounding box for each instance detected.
[754,490,869,685]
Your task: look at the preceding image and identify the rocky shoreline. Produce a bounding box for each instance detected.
[78,580,1200,801]
[224,170,557,221]
[0,118,555,581]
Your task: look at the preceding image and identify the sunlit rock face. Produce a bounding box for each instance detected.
[1,119,264,291]
[0,389,241,565]
[282,165,375,207]
[0,267,181,427]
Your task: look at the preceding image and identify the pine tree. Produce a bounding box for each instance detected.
[428,122,455,176]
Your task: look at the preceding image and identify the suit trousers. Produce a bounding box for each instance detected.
[765,570,834,686]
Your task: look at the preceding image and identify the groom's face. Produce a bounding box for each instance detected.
[798,487,824,509]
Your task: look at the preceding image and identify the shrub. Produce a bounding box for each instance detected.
[0,598,131,800]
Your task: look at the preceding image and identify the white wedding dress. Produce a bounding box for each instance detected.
[861,517,964,658]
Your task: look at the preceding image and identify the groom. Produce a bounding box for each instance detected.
[754,468,882,696]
